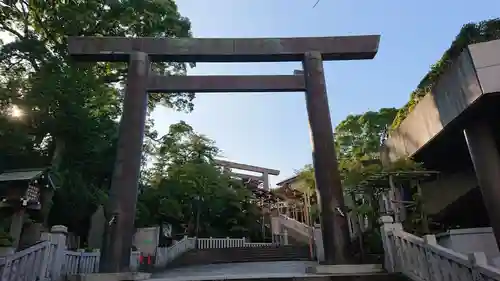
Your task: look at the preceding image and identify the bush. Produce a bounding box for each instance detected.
[0,232,14,247]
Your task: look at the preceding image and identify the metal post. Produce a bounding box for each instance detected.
[302,51,351,264]
[100,52,150,272]
[464,120,500,251]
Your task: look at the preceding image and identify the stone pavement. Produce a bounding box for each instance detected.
[150,261,325,281]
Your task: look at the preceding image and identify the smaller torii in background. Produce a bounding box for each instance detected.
[214,159,280,191]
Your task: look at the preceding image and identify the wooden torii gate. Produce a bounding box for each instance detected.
[68,35,380,272]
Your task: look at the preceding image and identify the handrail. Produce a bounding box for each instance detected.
[380,216,500,281]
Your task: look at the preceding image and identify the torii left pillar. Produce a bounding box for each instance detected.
[100,52,150,273]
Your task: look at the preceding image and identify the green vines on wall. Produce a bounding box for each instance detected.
[390,18,500,130]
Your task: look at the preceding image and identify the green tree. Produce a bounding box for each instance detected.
[295,107,401,226]
[138,122,262,238]
[297,108,398,193]
[0,0,194,240]
[335,108,398,161]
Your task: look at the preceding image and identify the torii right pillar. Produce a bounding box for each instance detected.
[464,119,500,251]
[302,51,351,264]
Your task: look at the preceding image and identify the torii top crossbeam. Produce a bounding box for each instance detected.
[215,159,280,176]
[67,35,380,62]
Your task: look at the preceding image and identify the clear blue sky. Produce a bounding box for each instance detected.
[151,0,500,186]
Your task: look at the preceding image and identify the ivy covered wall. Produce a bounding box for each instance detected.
[390,18,500,130]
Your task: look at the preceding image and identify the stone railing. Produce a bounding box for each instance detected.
[278,214,312,238]
[156,236,196,267]
[0,239,54,281]
[380,216,500,281]
[0,225,140,281]
[63,249,100,275]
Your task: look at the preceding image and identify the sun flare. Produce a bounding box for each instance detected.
[10,106,24,118]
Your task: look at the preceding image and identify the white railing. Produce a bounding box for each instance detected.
[155,236,276,267]
[0,240,53,281]
[197,237,275,249]
[197,237,245,249]
[62,250,139,276]
[0,225,142,281]
[63,250,100,275]
[1,229,280,279]
[278,214,312,238]
[244,242,275,247]
[380,216,500,281]
[156,236,196,267]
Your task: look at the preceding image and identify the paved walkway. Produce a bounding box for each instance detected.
[150,261,325,281]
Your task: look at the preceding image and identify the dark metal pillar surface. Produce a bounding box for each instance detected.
[464,120,500,251]
[100,52,150,272]
[302,51,351,264]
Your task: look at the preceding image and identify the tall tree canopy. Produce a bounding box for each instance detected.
[296,108,400,212]
[0,0,195,238]
[138,122,261,239]
[335,108,398,161]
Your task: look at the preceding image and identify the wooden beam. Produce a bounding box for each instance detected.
[67,35,380,62]
[147,75,305,93]
[215,159,280,176]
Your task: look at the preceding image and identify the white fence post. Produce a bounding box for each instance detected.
[469,252,489,279]
[423,234,437,280]
[50,225,68,280]
[283,229,288,245]
[39,233,52,279]
[313,224,324,262]
[379,216,402,273]
[93,249,101,272]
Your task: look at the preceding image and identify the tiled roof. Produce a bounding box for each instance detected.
[0,169,45,182]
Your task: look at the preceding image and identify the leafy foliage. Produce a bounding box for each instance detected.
[0,231,13,247]
[296,107,428,236]
[335,108,398,161]
[0,0,195,239]
[0,0,263,245]
[298,108,399,193]
[137,122,262,238]
[391,18,500,129]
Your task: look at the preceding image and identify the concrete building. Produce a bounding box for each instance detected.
[382,39,500,258]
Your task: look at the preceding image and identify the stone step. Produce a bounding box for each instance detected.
[150,272,409,281]
[192,275,409,281]
[176,275,409,281]
[167,246,312,268]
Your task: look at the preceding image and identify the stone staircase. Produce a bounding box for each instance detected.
[153,260,411,281]
[166,245,311,268]
[156,274,410,281]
